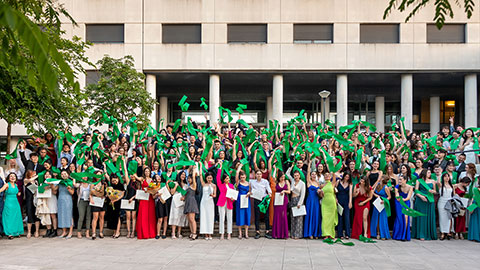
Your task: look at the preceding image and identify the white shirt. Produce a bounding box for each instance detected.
[250,178,272,200]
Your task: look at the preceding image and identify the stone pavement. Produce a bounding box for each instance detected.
[0,236,479,270]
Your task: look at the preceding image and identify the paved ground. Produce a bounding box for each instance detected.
[0,236,479,270]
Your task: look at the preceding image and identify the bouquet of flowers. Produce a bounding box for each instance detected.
[146,181,162,195]
[106,187,123,202]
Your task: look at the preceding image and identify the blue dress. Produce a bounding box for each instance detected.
[236,184,251,226]
[370,185,391,239]
[468,201,480,242]
[2,182,24,236]
[304,185,321,237]
[57,185,73,228]
[392,185,411,241]
[336,182,351,237]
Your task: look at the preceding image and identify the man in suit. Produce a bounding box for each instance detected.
[456,153,467,174]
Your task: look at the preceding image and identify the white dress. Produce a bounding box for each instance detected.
[438,186,454,233]
[168,191,187,227]
[46,193,58,214]
[463,141,476,164]
[200,184,215,234]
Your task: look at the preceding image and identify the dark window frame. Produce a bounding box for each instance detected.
[359,23,400,44]
[293,24,334,44]
[86,24,125,44]
[162,24,202,44]
[427,23,466,44]
[227,24,268,44]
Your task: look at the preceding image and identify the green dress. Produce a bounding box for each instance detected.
[2,183,24,236]
[411,182,437,240]
[321,181,338,237]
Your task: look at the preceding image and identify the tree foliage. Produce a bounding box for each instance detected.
[0,0,93,136]
[384,0,476,29]
[85,55,155,130]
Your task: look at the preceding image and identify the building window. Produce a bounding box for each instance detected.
[86,24,124,43]
[441,100,456,123]
[162,24,202,44]
[86,70,100,85]
[293,24,333,44]
[427,24,465,43]
[360,24,399,43]
[227,24,267,43]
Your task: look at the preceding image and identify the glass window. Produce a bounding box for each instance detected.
[293,24,333,44]
[228,24,267,43]
[162,24,202,44]
[427,24,465,43]
[86,24,124,43]
[360,24,399,43]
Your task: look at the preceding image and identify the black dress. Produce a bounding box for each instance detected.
[106,182,125,230]
[155,178,171,218]
[125,180,139,211]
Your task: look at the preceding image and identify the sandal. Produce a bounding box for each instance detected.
[92,234,96,240]
[8,236,13,240]
[191,234,197,240]
[99,233,104,239]
[26,233,31,239]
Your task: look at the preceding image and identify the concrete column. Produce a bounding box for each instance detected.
[159,97,168,127]
[375,96,385,133]
[429,96,440,135]
[336,74,348,128]
[401,74,413,131]
[266,96,273,124]
[272,75,283,127]
[325,97,330,120]
[465,74,478,128]
[209,74,220,124]
[146,74,157,127]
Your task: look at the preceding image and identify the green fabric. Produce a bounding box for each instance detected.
[178,95,190,112]
[359,235,376,243]
[380,196,391,217]
[236,104,247,114]
[323,238,355,246]
[258,194,270,214]
[397,196,426,217]
[200,97,208,110]
[5,140,21,160]
[321,182,338,238]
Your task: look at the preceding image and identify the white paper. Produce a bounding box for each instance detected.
[226,188,239,200]
[160,186,171,201]
[274,192,284,206]
[36,188,52,198]
[240,195,249,208]
[173,193,184,208]
[337,202,344,216]
[90,196,105,207]
[120,199,135,210]
[292,205,307,217]
[251,188,264,201]
[135,190,149,201]
[373,197,385,212]
[27,183,38,194]
[45,180,61,185]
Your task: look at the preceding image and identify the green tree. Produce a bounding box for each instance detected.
[384,0,476,29]
[0,0,92,151]
[85,55,155,130]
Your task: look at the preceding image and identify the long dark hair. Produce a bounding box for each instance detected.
[342,172,352,185]
[177,170,186,186]
[276,171,285,184]
[440,173,453,197]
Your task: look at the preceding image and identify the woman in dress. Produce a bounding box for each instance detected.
[459,129,478,165]
[0,173,24,239]
[393,174,413,241]
[272,170,291,239]
[235,167,252,239]
[321,171,338,239]
[23,170,40,238]
[105,173,125,238]
[286,164,306,240]
[184,171,199,240]
[75,176,91,239]
[454,177,471,239]
[37,171,58,238]
[438,173,454,240]
[57,170,74,239]
[169,171,188,239]
[304,166,321,239]
[336,173,352,239]
[412,169,437,240]
[154,173,169,240]
[370,176,391,240]
[124,167,139,238]
[90,172,107,240]
[217,169,234,240]
[352,176,372,239]
[385,164,398,229]
[199,165,216,240]
[367,160,383,187]
[136,167,157,239]
[468,177,480,242]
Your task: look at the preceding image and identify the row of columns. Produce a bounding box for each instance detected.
[146,73,478,132]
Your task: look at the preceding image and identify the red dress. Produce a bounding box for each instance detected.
[352,184,371,239]
[136,180,156,239]
[455,187,466,233]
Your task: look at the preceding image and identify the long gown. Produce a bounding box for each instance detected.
[106,182,125,230]
[454,187,466,233]
[412,182,437,240]
[352,185,371,239]
[392,186,411,241]
[272,183,289,239]
[200,184,214,234]
[2,183,24,236]
[236,183,251,226]
[438,186,454,234]
[370,185,391,239]
[136,180,156,239]
[468,201,480,242]
[336,183,350,238]
[57,185,73,228]
[321,181,337,238]
[304,185,321,238]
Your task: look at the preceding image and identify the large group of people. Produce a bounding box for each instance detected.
[1,105,479,244]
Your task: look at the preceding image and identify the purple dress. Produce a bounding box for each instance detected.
[272,183,289,239]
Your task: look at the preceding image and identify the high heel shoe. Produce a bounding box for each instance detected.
[191,234,197,240]
[92,234,96,240]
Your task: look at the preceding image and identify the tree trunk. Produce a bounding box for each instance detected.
[6,122,11,156]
